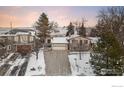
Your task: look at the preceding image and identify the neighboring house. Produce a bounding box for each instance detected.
[0,28,36,55]
[68,35,91,51]
[13,31,35,54]
[51,37,68,50]
[0,35,15,53]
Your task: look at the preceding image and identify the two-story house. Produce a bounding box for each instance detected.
[1,28,36,55]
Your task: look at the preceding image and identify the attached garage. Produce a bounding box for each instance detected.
[52,43,68,50]
[16,44,32,54]
[51,37,68,50]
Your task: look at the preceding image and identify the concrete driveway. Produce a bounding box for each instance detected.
[44,50,71,76]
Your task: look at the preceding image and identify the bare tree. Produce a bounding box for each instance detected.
[49,21,58,32]
[96,7,124,47]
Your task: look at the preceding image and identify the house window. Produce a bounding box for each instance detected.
[7,45,11,50]
[80,40,83,45]
[84,40,88,44]
[20,35,28,43]
[47,39,51,43]
[30,36,34,42]
[14,36,18,42]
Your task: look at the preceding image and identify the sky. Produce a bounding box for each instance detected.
[0,6,108,27]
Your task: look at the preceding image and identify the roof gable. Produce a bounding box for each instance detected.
[68,35,90,40]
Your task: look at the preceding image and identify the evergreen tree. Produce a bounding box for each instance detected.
[66,22,74,36]
[35,12,50,43]
[90,31,124,76]
[90,28,97,37]
[79,22,86,36]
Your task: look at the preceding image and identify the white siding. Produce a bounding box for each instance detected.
[14,36,18,42]
[20,35,28,43]
[30,36,34,42]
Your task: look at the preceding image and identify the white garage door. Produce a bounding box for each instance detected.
[52,44,67,50]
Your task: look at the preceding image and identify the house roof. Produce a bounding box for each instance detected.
[67,35,80,39]
[51,37,68,44]
[8,28,35,35]
[87,37,99,43]
[67,35,91,40]
[0,28,36,36]
[16,32,30,35]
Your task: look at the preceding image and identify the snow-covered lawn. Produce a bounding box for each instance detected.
[68,52,95,76]
[25,49,45,76]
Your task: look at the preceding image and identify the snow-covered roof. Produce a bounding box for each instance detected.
[51,37,68,44]
[0,34,16,37]
[8,27,36,35]
[87,37,99,43]
[67,34,80,39]
[16,32,29,35]
[67,35,90,40]
[15,31,35,36]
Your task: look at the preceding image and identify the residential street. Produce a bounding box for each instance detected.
[0,53,29,76]
[44,50,71,76]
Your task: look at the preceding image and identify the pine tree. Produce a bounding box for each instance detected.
[90,28,97,37]
[90,31,124,76]
[66,22,74,36]
[35,12,50,43]
[79,22,86,36]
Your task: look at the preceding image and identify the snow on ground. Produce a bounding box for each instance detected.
[0,53,14,63]
[5,55,26,76]
[6,53,14,60]
[25,49,45,76]
[0,53,14,67]
[68,52,95,76]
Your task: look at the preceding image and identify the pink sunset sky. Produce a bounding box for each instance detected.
[0,6,107,27]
